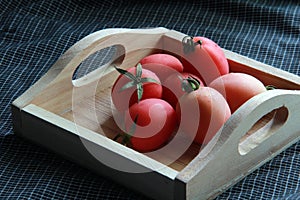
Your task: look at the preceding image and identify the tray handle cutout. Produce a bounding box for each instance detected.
[238,105,288,155]
[228,89,299,159]
[56,27,169,88]
[72,45,125,87]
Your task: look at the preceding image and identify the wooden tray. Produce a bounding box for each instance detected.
[11,27,300,200]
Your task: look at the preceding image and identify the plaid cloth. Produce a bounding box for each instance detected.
[1,0,299,199]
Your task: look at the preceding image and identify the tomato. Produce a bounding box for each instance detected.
[181,36,229,85]
[111,66,162,112]
[124,98,177,152]
[181,57,205,84]
[176,87,231,145]
[139,53,184,82]
[209,72,267,113]
[162,72,204,109]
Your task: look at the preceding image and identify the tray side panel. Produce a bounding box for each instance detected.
[178,90,300,200]
[224,49,300,90]
[18,106,178,200]
[11,104,22,137]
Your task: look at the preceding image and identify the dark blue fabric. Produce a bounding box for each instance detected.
[1,0,299,199]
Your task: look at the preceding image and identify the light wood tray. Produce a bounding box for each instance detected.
[11,28,300,200]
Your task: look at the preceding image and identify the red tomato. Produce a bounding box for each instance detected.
[181,36,229,85]
[176,87,231,145]
[209,72,267,113]
[124,98,177,152]
[139,53,184,82]
[111,66,162,112]
[181,57,205,84]
[163,72,204,109]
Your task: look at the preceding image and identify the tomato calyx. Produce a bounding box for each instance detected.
[265,85,277,90]
[179,75,201,93]
[114,63,160,103]
[113,115,138,147]
[113,132,132,147]
[182,35,202,54]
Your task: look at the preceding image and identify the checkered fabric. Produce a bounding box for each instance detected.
[1,0,299,199]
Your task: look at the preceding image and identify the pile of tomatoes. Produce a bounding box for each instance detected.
[111,36,267,152]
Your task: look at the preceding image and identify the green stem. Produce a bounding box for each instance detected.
[179,75,201,93]
[113,133,122,141]
[114,64,160,103]
[266,85,277,90]
[113,115,138,147]
[182,35,202,54]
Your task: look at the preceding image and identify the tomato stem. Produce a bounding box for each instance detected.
[266,85,277,90]
[113,133,122,141]
[114,64,159,103]
[182,36,202,54]
[113,115,138,147]
[179,75,201,93]
[113,133,132,147]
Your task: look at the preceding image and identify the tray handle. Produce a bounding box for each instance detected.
[177,89,300,199]
[56,27,170,87]
[51,27,172,88]
[225,89,300,157]
[14,28,170,109]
